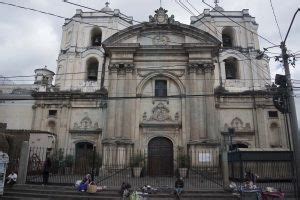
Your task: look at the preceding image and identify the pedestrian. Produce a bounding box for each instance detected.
[78,174,92,192]
[175,177,184,197]
[120,182,131,198]
[42,157,52,185]
[245,170,258,184]
[5,171,17,186]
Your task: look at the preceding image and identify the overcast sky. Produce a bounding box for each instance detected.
[0,0,300,118]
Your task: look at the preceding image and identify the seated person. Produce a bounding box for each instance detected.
[175,177,184,195]
[120,182,131,197]
[78,174,92,192]
[6,171,17,186]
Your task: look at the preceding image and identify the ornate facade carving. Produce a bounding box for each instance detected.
[148,7,178,24]
[73,113,99,130]
[144,103,178,122]
[137,69,185,78]
[108,63,135,74]
[187,63,215,73]
[224,117,251,131]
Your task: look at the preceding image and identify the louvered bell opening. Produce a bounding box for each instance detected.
[87,70,98,81]
[222,34,232,47]
[92,36,102,46]
[225,66,236,79]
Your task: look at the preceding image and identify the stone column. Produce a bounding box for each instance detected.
[115,66,125,138]
[188,65,200,141]
[255,107,268,148]
[197,68,206,139]
[204,64,215,139]
[122,64,135,139]
[106,65,118,139]
[17,141,29,184]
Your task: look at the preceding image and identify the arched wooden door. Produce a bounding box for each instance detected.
[75,142,93,173]
[148,137,173,176]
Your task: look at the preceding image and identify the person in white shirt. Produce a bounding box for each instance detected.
[6,171,17,185]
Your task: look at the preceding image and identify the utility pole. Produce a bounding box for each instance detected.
[280,8,300,196]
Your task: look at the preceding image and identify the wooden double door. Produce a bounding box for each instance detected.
[148,137,174,176]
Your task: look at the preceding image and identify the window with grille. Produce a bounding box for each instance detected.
[224,58,238,79]
[268,111,278,118]
[155,80,167,97]
[48,110,57,116]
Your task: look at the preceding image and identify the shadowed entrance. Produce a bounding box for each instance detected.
[148,137,173,176]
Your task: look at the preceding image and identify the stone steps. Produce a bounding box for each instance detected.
[1,184,240,200]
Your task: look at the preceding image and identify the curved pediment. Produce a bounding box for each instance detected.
[103,23,220,47]
[103,17,221,50]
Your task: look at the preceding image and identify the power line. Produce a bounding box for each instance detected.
[269,0,283,41]
[181,1,273,83]
[176,0,194,15]
[0,1,275,88]
[202,0,277,46]
[0,1,182,46]
[63,0,139,24]
[0,93,282,101]
[0,58,260,79]
[0,1,120,31]
[186,0,201,15]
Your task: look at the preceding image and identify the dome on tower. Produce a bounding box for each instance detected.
[100,2,112,12]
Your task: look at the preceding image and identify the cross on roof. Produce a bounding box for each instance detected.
[214,0,220,6]
[105,2,109,7]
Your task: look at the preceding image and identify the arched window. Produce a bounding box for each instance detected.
[224,57,238,79]
[155,80,167,97]
[90,27,102,46]
[222,27,235,47]
[270,123,281,147]
[86,57,99,81]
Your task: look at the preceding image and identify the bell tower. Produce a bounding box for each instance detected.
[55,3,133,91]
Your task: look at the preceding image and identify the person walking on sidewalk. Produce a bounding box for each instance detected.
[42,157,51,185]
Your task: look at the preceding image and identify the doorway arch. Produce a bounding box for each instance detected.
[75,142,94,173]
[148,137,173,176]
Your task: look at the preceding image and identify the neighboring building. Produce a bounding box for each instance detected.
[0,3,290,176]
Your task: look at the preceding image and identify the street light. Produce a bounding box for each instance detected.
[280,8,300,196]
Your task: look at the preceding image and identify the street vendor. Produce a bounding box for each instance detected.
[5,171,17,186]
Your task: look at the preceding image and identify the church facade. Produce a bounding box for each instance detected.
[1,3,290,175]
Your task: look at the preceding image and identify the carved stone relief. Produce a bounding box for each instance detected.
[143,103,179,122]
[224,117,251,131]
[187,63,215,73]
[108,63,135,74]
[148,7,179,24]
[73,113,99,130]
[137,70,185,78]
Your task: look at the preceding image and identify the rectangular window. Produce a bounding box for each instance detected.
[48,110,57,117]
[155,80,167,97]
[268,111,278,118]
